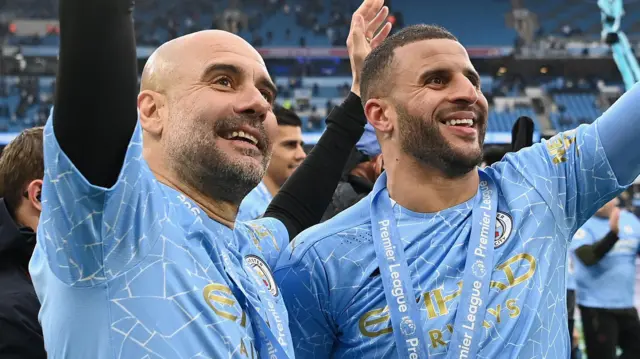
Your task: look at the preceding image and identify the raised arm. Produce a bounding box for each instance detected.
[264,0,392,239]
[53,0,139,188]
[596,83,640,186]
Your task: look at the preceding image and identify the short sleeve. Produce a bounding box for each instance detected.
[274,245,336,359]
[498,123,626,234]
[35,119,166,286]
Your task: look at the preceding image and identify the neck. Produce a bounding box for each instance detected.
[13,202,36,231]
[153,170,237,228]
[350,163,376,183]
[385,152,479,213]
[262,174,281,197]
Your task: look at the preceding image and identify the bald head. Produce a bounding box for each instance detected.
[141,30,265,93]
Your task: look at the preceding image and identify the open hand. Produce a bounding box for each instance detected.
[346,0,393,96]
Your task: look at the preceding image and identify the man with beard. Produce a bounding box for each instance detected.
[238,105,306,221]
[28,0,391,358]
[273,24,640,358]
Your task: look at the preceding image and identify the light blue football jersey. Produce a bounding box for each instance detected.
[274,121,629,358]
[570,210,640,309]
[238,182,273,221]
[29,119,293,358]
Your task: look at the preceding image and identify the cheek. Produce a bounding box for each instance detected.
[265,113,279,139]
[478,93,489,113]
[406,97,436,121]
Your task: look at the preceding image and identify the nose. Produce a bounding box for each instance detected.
[233,86,271,121]
[448,75,479,106]
[295,145,307,161]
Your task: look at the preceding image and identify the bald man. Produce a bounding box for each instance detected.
[28,0,391,358]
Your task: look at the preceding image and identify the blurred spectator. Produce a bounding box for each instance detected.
[321,123,383,221]
[0,127,46,359]
[308,106,323,130]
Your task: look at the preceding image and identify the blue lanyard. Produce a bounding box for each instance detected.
[195,209,292,359]
[220,250,292,359]
[370,170,498,358]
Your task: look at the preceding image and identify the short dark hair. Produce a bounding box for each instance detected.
[360,24,458,104]
[274,105,302,127]
[0,127,44,215]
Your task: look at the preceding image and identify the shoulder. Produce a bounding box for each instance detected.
[0,290,40,320]
[240,217,288,240]
[237,184,271,221]
[620,210,640,236]
[238,217,289,268]
[276,195,373,270]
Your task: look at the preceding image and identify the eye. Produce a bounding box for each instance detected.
[428,76,444,85]
[214,76,233,87]
[261,90,274,103]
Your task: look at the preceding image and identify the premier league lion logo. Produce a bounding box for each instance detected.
[400,317,417,336]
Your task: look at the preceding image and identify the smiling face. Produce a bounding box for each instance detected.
[362,27,490,179]
[388,38,489,177]
[144,31,279,204]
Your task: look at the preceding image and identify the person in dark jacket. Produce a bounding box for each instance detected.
[0,126,46,359]
[321,123,383,221]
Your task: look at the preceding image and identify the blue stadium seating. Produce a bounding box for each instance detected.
[393,0,516,46]
[550,92,602,132]
[5,71,607,143]
[526,0,640,38]
[0,0,615,143]
[9,0,640,47]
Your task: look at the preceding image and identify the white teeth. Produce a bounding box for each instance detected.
[445,119,474,127]
[226,130,258,145]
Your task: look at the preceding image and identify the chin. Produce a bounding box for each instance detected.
[449,143,482,161]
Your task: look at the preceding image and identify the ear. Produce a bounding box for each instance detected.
[364,98,394,135]
[138,90,166,137]
[26,179,43,212]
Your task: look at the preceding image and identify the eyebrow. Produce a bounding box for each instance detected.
[201,63,278,98]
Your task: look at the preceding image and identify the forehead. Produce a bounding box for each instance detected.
[392,39,473,76]
[277,125,302,140]
[185,40,269,80]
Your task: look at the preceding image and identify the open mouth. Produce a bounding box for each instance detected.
[222,130,259,146]
[441,118,475,128]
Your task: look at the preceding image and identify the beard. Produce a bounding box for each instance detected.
[165,108,272,205]
[396,102,485,178]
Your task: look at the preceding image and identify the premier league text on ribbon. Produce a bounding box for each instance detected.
[458,180,493,358]
[379,219,422,358]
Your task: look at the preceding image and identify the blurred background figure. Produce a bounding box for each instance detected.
[321,123,383,221]
[570,198,640,359]
[238,105,306,220]
[0,127,45,359]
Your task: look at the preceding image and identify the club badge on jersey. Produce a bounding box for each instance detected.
[370,170,498,358]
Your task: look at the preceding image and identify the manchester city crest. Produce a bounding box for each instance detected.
[494,212,513,248]
[245,255,278,297]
